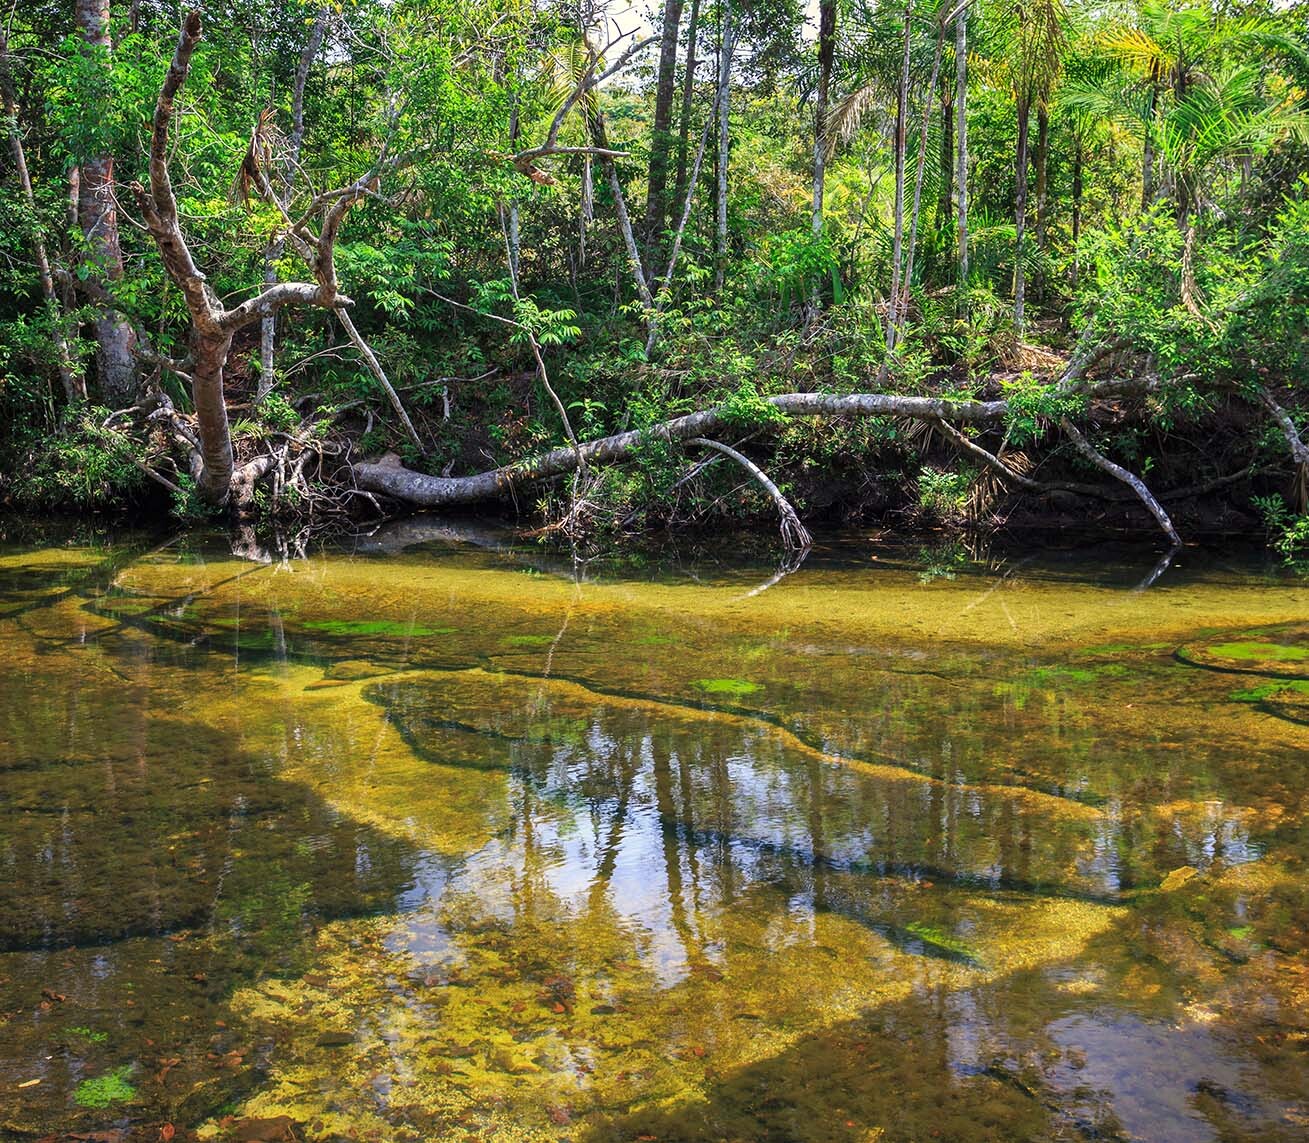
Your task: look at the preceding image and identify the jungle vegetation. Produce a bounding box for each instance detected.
[1,0,1307,555]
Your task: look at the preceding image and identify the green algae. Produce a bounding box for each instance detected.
[74,1065,136,1108]
[1229,680,1309,702]
[302,619,453,637]
[693,677,762,697]
[1207,641,1308,662]
[902,921,982,963]
[502,633,555,646]
[66,1025,109,1044]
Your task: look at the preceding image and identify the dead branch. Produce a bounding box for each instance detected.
[687,438,813,550]
[1060,417,1182,545]
[336,309,424,451]
[934,418,1045,492]
[510,34,656,180]
[1256,385,1309,511]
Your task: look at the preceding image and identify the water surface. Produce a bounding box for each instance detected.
[1,531,1307,1141]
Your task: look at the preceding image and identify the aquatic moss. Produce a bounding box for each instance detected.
[903,922,981,962]
[1207,641,1308,662]
[694,677,762,697]
[66,1025,109,1044]
[1229,680,1309,702]
[74,1065,136,1108]
[303,620,453,637]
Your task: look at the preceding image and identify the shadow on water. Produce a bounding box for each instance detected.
[0,571,446,1136]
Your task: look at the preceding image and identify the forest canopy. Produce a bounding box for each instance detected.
[1,0,1307,555]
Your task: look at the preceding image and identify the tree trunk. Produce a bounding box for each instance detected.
[644,0,686,260]
[671,0,702,216]
[354,389,1011,507]
[1034,101,1049,303]
[191,328,237,501]
[1034,103,1050,249]
[902,21,947,327]
[955,6,969,305]
[713,1,733,294]
[351,371,1165,515]
[811,0,837,237]
[1142,78,1157,208]
[1070,137,1082,295]
[938,80,953,234]
[589,111,653,311]
[259,5,327,400]
[1013,96,1031,330]
[883,0,914,364]
[75,0,137,405]
[0,30,84,402]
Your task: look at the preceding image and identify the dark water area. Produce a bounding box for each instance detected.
[1,527,1307,1141]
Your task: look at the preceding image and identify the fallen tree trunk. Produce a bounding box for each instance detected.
[352,391,1007,508]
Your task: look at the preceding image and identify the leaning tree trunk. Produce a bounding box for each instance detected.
[955,4,969,303]
[643,0,686,262]
[1013,95,1031,331]
[811,0,837,238]
[351,368,1191,549]
[713,0,733,294]
[259,5,327,399]
[75,0,137,405]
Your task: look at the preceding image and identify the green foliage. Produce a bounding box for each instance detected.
[9,411,146,511]
[1002,374,1084,445]
[74,1066,136,1109]
[169,476,220,524]
[719,381,787,430]
[1253,495,1309,569]
[915,467,972,521]
[0,0,1305,550]
[256,393,300,432]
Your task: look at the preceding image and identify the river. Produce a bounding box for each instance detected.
[1,528,1306,1142]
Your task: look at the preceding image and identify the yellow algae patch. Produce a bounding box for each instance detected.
[372,666,1103,821]
[208,886,1121,1141]
[0,545,108,571]
[102,544,1309,654]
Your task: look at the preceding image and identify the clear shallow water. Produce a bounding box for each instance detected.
[1,528,1307,1142]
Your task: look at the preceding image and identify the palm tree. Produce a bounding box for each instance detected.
[1062,2,1309,312]
[812,0,838,236]
[1155,64,1309,310]
[1084,0,1305,209]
